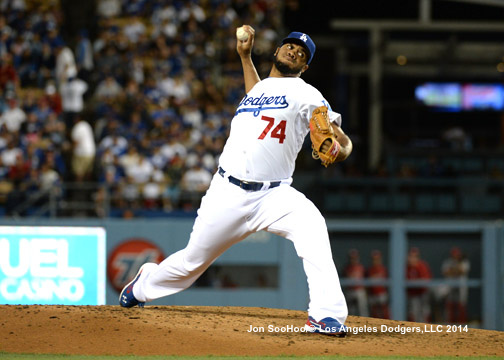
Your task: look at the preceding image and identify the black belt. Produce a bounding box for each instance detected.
[218,167,280,191]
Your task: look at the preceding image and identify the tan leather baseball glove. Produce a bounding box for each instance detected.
[309,106,340,167]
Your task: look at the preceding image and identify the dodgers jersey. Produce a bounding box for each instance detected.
[218,77,342,182]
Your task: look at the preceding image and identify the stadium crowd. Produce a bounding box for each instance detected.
[2,0,499,218]
[0,0,288,216]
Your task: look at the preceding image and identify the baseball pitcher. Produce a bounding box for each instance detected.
[119,25,353,336]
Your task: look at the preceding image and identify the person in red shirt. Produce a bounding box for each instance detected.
[7,152,30,182]
[0,53,19,92]
[367,250,390,319]
[406,247,432,323]
[42,81,63,115]
[442,247,470,323]
[344,249,369,317]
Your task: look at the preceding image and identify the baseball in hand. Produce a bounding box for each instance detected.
[236,27,249,41]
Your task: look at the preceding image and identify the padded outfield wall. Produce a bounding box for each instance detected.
[0,218,501,331]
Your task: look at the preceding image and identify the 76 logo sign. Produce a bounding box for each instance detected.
[258,116,286,144]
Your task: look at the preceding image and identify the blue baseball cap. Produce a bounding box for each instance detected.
[281,31,316,64]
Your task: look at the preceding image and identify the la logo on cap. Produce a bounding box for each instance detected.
[300,34,308,42]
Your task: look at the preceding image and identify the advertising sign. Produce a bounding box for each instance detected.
[0,226,106,305]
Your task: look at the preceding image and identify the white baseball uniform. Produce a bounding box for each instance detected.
[132,76,348,324]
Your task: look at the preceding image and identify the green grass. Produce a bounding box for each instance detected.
[1,355,503,360]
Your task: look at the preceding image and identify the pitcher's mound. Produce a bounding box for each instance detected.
[1,305,503,357]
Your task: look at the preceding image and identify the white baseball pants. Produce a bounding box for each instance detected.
[133,172,348,324]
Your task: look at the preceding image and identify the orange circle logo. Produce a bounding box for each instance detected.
[107,238,165,293]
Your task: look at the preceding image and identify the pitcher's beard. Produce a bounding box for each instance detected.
[274,57,303,76]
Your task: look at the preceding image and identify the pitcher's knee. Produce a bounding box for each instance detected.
[181,257,211,276]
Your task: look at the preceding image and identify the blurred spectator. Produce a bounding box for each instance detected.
[34,95,55,122]
[31,158,63,212]
[1,133,22,167]
[160,135,187,163]
[37,41,56,87]
[185,143,208,169]
[122,79,142,116]
[7,151,30,182]
[152,17,177,41]
[441,247,470,323]
[179,1,206,23]
[54,38,77,86]
[70,115,95,182]
[97,0,122,18]
[117,175,141,209]
[59,76,88,133]
[0,95,6,115]
[0,53,19,92]
[142,173,164,209]
[5,177,26,215]
[20,111,42,142]
[93,185,108,217]
[367,250,390,319]
[161,176,180,211]
[74,29,94,83]
[98,130,128,157]
[0,96,26,132]
[181,100,203,129]
[121,208,135,219]
[94,44,122,80]
[122,16,146,44]
[43,147,66,179]
[25,141,43,169]
[94,110,119,142]
[1,0,26,12]
[344,249,369,317]
[39,159,61,192]
[0,15,13,53]
[119,144,141,170]
[149,144,168,170]
[128,56,144,85]
[123,0,147,17]
[96,149,124,210]
[158,72,191,104]
[20,88,38,113]
[406,247,432,323]
[94,75,122,100]
[98,148,124,182]
[42,80,62,115]
[124,152,154,185]
[43,112,66,149]
[180,162,211,209]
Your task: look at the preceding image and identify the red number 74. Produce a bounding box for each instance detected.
[258,116,286,144]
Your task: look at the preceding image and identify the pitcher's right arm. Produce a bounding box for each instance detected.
[236,25,260,93]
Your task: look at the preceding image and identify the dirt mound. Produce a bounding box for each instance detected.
[1,305,503,357]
